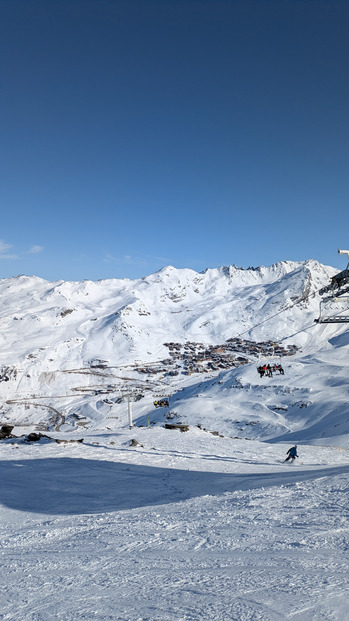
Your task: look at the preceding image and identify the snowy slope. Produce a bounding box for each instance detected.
[0,259,334,366]
[0,259,347,446]
[1,260,349,620]
[1,428,348,620]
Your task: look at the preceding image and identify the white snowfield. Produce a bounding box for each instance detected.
[0,260,349,620]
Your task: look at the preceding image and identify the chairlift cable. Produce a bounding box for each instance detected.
[235,285,324,340]
[236,262,349,344]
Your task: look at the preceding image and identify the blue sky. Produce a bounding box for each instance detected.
[1,0,349,281]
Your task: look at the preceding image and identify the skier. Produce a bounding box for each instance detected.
[285,445,298,462]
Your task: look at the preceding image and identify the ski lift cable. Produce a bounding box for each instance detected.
[236,276,349,345]
[235,285,325,340]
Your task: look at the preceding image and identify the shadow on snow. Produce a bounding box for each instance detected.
[0,457,348,516]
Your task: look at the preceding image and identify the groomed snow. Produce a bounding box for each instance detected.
[1,427,348,620]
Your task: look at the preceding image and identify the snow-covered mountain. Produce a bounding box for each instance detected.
[1,258,349,446]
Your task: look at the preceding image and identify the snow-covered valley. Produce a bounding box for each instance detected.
[0,260,348,620]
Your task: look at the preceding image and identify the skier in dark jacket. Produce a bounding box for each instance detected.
[285,445,298,462]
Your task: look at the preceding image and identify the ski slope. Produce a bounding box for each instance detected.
[1,428,348,620]
[0,260,349,619]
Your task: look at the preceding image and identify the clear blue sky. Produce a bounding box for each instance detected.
[1,0,349,281]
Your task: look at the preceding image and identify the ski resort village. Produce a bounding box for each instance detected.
[1,258,349,620]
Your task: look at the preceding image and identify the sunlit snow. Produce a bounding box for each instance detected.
[0,260,348,620]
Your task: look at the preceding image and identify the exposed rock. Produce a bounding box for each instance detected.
[25,432,51,442]
[130,438,143,447]
[165,423,189,432]
[0,424,15,439]
[0,429,84,444]
[55,438,84,444]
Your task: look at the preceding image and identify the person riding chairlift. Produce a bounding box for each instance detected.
[257,363,284,378]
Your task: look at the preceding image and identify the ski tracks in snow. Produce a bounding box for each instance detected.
[0,431,348,620]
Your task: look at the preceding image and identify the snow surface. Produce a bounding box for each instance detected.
[1,430,348,620]
[0,261,349,619]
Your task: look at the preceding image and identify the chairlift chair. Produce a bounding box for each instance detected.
[315,250,349,323]
[153,399,170,408]
[153,391,170,408]
[257,344,285,377]
[330,268,349,289]
[315,296,349,324]
[257,343,281,365]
